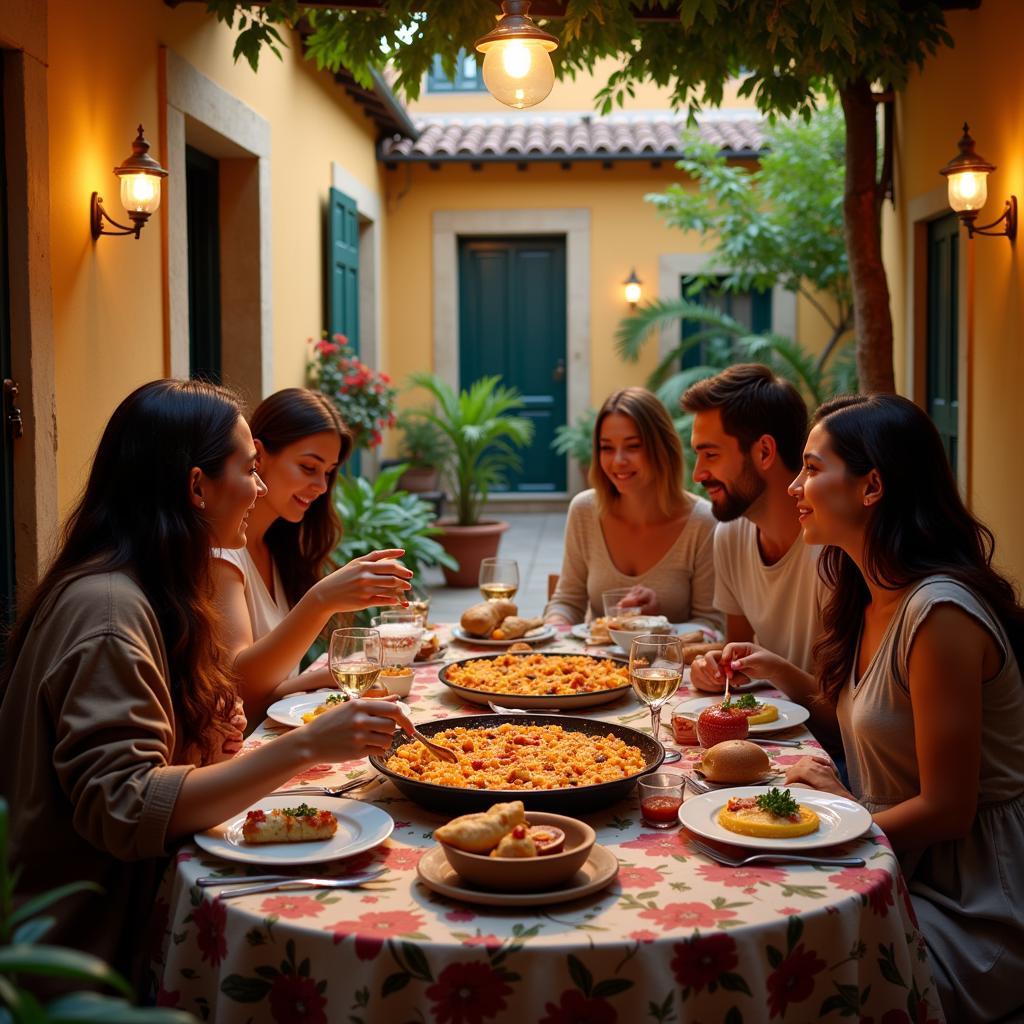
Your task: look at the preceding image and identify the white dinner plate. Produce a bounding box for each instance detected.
[267,690,410,728]
[195,794,394,866]
[451,624,557,647]
[678,786,873,851]
[672,695,810,734]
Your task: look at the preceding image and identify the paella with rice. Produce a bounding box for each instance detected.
[384,722,647,790]
[441,652,629,697]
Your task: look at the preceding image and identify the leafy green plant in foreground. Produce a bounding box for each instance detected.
[0,797,194,1023]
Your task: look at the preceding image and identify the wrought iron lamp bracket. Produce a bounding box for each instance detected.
[962,196,1017,242]
[90,192,147,240]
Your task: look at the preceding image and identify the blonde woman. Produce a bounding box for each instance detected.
[545,388,721,632]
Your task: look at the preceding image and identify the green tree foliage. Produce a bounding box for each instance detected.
[617,102,857,409]
[202,1,955,391]
[648,102,851,362]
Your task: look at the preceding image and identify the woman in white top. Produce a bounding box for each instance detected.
[212,388,412,719]
[545,387,721,632]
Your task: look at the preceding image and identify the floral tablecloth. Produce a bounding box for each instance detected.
[151,628,943,1023]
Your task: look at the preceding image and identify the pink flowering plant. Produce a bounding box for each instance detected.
[307,333,396,450]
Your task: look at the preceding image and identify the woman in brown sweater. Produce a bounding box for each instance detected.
[0,379,411,987]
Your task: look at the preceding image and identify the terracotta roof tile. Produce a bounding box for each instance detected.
[380,113,763,163]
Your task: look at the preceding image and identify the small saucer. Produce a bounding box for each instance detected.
[689,767,782,789]
[416,844,619,907]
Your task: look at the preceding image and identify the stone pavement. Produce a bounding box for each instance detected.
[418,511,568,623]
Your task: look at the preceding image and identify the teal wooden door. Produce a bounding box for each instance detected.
[326,187,360,472]
[458,237,567,492]
[926,214,959,471]
[0,60,16,651]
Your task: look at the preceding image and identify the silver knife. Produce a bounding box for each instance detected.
[217,870,387,899]
[746,736,804,748]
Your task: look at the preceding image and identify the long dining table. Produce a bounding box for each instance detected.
[149,626,944,1023]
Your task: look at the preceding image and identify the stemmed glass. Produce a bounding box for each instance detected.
[328,627,383,700]
[478,558,519,602]
[629,634,683,746]
[603,587,640,622]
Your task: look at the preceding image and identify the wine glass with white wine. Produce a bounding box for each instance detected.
[478,558,519,602]
[328,627,383,700]
[629,634,683,747]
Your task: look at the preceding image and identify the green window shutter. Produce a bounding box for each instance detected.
[326,187,359,353]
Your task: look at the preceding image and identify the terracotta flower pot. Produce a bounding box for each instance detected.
[397,466,441,493]
[435,520,509,587]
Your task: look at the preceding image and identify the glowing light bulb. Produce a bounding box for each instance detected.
[948,169,987,212]
[120,172,161,215]
[502,39,532,78]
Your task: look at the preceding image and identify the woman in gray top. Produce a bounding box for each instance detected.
[545,387,721,632]
[767,393,1024,1023]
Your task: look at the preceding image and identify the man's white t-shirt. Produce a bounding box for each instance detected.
[712,517,826,673]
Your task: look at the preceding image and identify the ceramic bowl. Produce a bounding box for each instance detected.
[608,616,673,651]
[437,812,596,892]
[377,667,415,697]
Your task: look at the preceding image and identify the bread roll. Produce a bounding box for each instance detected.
[460,600,517,637]
[700,740,771,783]
[493,616,544,640]
[681,641,722,665]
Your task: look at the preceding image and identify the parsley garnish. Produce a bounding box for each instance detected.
[325,693,345,706]
[756,788,799,818]
[281,803,319,818]
[730,693,758,710]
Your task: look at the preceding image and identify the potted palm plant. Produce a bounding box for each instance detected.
[404,373,533,587]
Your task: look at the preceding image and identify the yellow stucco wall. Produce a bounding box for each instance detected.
[382,159,834,418]
[47,0,383,513]
[886,0,1024,585]
[404,57,756,116]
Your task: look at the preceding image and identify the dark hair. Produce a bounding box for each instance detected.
[681,363,808,472]
[2,379,244,763]
[590,388,686,518]
[811,393,1024,702]
[250,388,351,607]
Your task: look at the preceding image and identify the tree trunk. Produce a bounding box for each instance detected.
[840,78,896,394]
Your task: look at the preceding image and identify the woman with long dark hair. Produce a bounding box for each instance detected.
[0,380,411,986]
[211,388,412,717]
[726,393,1024,1022]
[544,387,720,631]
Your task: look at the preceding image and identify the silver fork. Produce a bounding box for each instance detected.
[277,775,382,798]
[685,833,865,868]
[216,869,388,899]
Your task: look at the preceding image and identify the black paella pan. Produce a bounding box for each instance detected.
[369,713,665,814]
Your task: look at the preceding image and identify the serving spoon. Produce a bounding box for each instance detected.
[410,726,459,763]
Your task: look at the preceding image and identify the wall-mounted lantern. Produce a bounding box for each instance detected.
[623,268,643,308]
[475,1,558,110]
[91,125,168,241]
[939,123,1016,243]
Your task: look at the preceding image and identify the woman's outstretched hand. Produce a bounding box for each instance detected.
[783,756,854,800]
[315,548,413,613]
[303,695,413,762]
